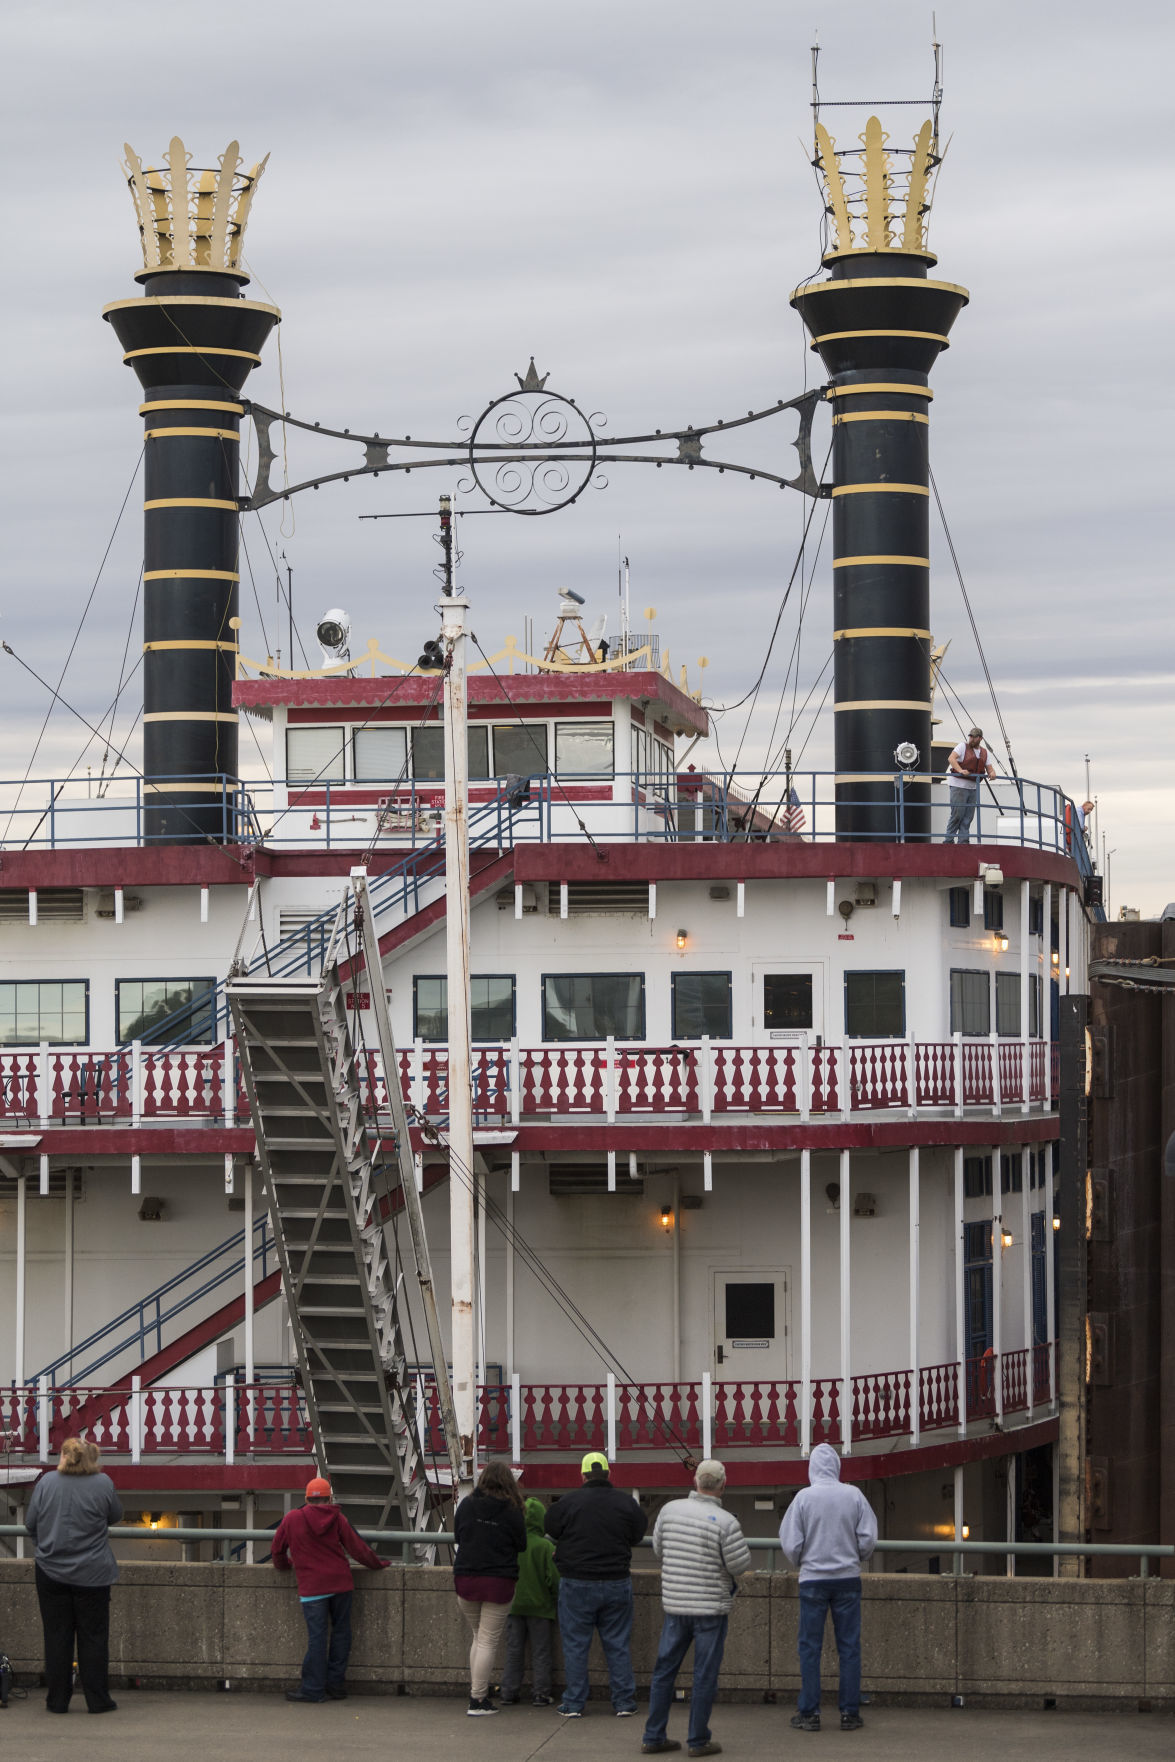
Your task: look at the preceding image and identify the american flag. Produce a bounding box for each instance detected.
[781,785,806,836]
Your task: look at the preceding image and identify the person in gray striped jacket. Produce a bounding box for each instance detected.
[640,1460,751,1758]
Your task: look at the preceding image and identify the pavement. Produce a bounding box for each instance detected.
[1,1691,1171,1762]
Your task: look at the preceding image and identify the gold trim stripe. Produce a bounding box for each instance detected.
[143,498,238,511]
[143,711,238,723]
[103,295,280,318]
[832,555,929,569]
[833,626,932,640]
[145,427,240,441]
[793,276,969,299]
[144,569,240,582]
[832,483,929,497]
[813,330,949,345]
[834,699,933,712]
[144,781,234,795]
[143,640,239,653]
[139,399,244,415]
[833,410,929,426]
[827,383,933,400]
[123,346,261,362]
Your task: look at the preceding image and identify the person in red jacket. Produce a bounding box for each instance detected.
[272,1476,388,1702]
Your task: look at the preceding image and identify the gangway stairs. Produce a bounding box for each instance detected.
[227,962,445,1535]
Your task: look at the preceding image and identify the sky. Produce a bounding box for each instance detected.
[2,0,1172,912]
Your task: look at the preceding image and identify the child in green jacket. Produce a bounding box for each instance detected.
[498,1496,560,1704]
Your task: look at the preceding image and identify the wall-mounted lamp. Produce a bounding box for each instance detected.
[1000,1225,1014,1250]
[675,929,688,951]
[961,1524,971,1540]
[1051,949,1060,968]
[995,933,1010,953]
[660,1203,674,1232]
[1052,1213,1061,1233]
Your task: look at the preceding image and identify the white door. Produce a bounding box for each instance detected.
[751,962,825,1047]
[713,1269,791,1377]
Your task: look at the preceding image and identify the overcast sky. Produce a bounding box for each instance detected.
[3,0,1171,911]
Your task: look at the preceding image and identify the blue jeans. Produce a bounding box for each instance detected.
[300,1591,353,1698]
[797,1578,861,1717]
[557,1577,636,1713]
[944,785,979,843]
[642,1612,728,1749]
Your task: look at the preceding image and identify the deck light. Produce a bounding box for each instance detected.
[675,929,688,950]
[660,1204,673,1231]
[1052,1214,1061,1233]
[995,933,1009,952]
[1000,1225,1014,1249]
[1051,949,1060,967]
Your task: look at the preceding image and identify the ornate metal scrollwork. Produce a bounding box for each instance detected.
[465,383,601,515]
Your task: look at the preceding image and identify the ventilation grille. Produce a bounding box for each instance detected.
[0,1170,85,1199]
[549,882,651,916]
[0,889,85,923]
[548,1163,644,1197]
[277,907,337,940]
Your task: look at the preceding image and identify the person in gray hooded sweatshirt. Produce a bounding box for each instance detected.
[778,1443,877,1733]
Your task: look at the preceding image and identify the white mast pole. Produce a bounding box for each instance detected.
[442,583,476,1489]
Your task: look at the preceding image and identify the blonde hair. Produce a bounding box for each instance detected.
[58,1436,101,1476]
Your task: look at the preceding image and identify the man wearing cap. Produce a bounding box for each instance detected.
[544,1451,649,1719]
[640,1459,751,1758]
[272,1476,388,1703]
[943,727,997,844]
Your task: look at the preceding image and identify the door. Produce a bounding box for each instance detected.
[713,1269,791,1377]
[752,962,824,1047]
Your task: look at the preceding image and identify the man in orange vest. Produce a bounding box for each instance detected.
[943,726,997,844]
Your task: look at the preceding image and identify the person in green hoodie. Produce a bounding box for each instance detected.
[498,1496,560,1706]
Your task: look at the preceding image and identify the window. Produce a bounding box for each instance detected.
[353,725,408,782]
[1029,974,1042,1039]
[950,969,990,1036]
[1031,1211,1048,1344]
[948,886,971,928]
[964,1222,993,1359]
[1028,895,1044,937]
[411,725,490,781]
[983,889,1004,930]
[844,970,905,1037]
[492,723,548,778]
[631,726,649,775]
[964,1155,993,1198]
[672,972,732,1039]
[542,973,644,1041]
[763,973,813,1031]
[725,1282,774,1339]
[116,978,216,1045]
[286,725,345,782]
[412,975,516,1043]
[555,722,614,775]
[996,971,1021,1036]
[1001,1152,1023,1194]
[0,980,88,1046]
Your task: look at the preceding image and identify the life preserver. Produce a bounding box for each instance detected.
[978,1346,995,1401]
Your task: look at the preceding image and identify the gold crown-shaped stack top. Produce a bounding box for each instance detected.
[814,116,938,255]
[123,136,268,273]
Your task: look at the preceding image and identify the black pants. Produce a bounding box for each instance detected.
[34,1565,116,1714]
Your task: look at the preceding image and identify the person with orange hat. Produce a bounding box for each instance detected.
[544,1451,648,1719]
[272,1475,388,1703]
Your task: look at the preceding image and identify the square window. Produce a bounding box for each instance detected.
[412,975,516,1043]
[1029,975,1042,1039]
[948,886,971,928]
[996,971,1021,1036]
[725,1282,774,1339]
[964,1155,993,1198]
[286,725,345,782]
[492,723,548,778]
[950,969,990,1036]
[763,973,813,1031]
[353,725,408,782]
[0,980,89,1046]
[983,889,1004,931]
[1001,1153,1023,1194]
[672,972,732,1038]
[543,973,644,1041]
[554,722,614,775]
[116,978,216,1045]
[844,971,905,1038]
[411,725,490,781]
[1028,895,1044,936]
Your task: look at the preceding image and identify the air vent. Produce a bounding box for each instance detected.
[277,907,333,940]
[548,882,651,916]
[548,1163,645,1197]
[708,885,731,901]
[0,1169,85,1199]
[0,889,85,923]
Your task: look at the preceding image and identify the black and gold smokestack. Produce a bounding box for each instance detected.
[103,140,279,843]
[791,116,967,841]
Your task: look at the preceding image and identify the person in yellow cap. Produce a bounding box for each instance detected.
[543,1451,648,1718]
[271,1475,388,1703]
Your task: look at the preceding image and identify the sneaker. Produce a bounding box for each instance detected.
[790,1712,821,1732]
[840,1713,865,1730]
[688,1746,722,1758]
[324,1687,347,1701]
[498,1695,519,1705]
[285,1690,325,1703]
[532,1695,553,1706]
[466,1697,498,1716]
[556,1705,584,1718]
[615,1705,638,1717]
[641,1744,682,1755]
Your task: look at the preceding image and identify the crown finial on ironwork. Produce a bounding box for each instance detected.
[122,137,268,276]
[814,115,937,256]
[514,357,549,392]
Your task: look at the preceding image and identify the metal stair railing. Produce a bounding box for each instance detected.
[227,963,448,1543]
[30,1214,275,1388]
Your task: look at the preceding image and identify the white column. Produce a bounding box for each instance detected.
[38,1374,50,1462]
[954,1149,966,1438]
[606,1372,617,1460]
[671,1172,681,1383]
[1019,880,1031,1116]
[1043,883,1054,1106]
[14,1174,26,1383]
[505,1177,515,1378]
[510,1371,521,1463]
[223,1035,235,1127]
[954,1464,965,1576]
[839,1147,851,1453]
[909,1148,920,1448]
[131,1374,142,1465]
[1022,1146,1033,1416]
[244,1161,255,1399]
[1045,1150,1057,1403]
[63,1170,74,1356]
[477,1166,488,1394]
[701,1370,713,1460]
[442,592,477,1478]
[800,1149,812,1456]
[992,1146,1003,1425]
[1006,1464,1016,1578]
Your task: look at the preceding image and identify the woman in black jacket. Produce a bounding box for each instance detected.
[453,1460,527,1715]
